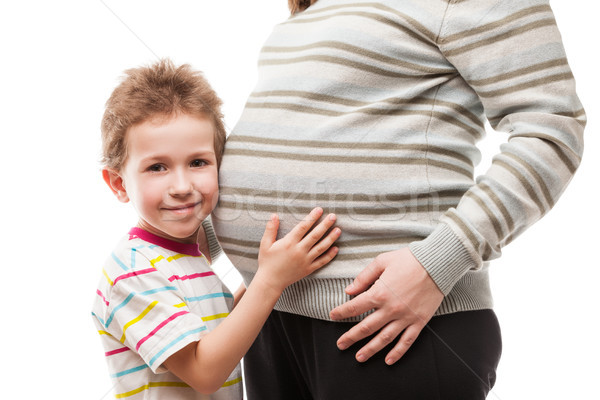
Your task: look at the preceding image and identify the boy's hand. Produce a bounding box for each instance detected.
[255,207,340,294]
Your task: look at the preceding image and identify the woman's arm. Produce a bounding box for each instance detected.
[331,0,584,364]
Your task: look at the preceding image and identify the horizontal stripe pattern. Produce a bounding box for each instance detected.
[110,364,149,379]
[227,134,474,165]
[168,271,215,282]
[215,0,585,316]
[120,301,159,343]
[115,381,191,399]
[242,101,483,138]
[105,346,129,357]
[135,310,190,351]
[186,292,234,303]
[261,41,452,74]
[92,230,241,398]
[148,326,207,368]
[443,18,558,57]
[112,268,157,287]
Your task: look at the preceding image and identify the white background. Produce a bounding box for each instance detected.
[1,1,597,399]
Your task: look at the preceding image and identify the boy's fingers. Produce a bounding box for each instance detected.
[288,207,323,240]
[259,214,279,250]
[302,213,337,248]
[308,226,341,258]
[310,246,339,270]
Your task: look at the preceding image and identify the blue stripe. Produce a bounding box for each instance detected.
[130,248,137,269]
[129,245,146,269]
[149,326,206,367]
[139,286,177,296]
[111,252,129,271]
[110,363,149,378]
[105,292,135,328]
[185,292,233,303]
[91,311,106,327]
[105,286,177,328]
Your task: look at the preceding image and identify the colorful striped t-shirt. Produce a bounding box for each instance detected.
[91,227,242,399]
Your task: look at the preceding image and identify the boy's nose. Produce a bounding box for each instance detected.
[168,171,194,196]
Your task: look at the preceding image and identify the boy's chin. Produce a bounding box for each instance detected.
[166,225,203,243]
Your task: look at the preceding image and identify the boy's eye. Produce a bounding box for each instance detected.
[148,164,166,172]
[190,159,207,168]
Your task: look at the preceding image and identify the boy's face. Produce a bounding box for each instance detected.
[106,113,219,244]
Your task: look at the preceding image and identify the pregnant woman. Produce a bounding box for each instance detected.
[212,1,585,398]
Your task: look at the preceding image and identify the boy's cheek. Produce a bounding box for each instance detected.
[209,190,220,210]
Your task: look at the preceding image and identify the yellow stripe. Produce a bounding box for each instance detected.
[166,253,201,262]
[150,255,164,267]
[167,254,186,262]
[115,381,190,398]
[201,312,229,322]
[222,376,243,388]
[173,302,187,308]
[102,268,114,286]
[97,330,111,336]
[120,301,159,343]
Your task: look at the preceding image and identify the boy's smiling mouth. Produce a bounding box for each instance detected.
[162,202,202,214]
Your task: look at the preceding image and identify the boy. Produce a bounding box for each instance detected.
[91,59,341,399]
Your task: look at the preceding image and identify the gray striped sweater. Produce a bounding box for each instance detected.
[212,0,585,321]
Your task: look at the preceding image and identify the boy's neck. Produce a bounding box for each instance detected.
[196,225,211,264]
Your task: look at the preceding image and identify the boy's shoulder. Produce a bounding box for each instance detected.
[100,231,212,289]
[102,233,162,279]
[98,233,194,296]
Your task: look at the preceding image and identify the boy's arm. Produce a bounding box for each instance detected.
[231,283,246,309]
[163,208,340,394]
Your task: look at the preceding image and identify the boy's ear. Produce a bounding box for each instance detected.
[102,168,130,203]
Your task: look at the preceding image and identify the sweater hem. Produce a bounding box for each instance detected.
[243,268,493,322]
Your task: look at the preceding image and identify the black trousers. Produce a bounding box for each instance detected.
[244,309,502,400]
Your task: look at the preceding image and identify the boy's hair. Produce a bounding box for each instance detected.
[101,59,226,171]
[288,0,318,14]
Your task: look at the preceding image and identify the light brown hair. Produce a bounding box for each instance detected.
[288,0,319,14]
[101,59,226,171]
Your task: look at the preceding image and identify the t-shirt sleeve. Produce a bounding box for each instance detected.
[103,260,208,374]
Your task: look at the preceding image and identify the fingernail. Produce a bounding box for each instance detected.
[328,213,336,221]
[385,357,395,365]
[337,341,347,350]
[345,283,354,291]
[356,353,365,362]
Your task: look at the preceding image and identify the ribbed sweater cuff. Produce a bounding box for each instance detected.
[409,223,477,295]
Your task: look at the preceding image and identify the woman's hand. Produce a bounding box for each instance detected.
[329,247,443,365]
[254,207,341,295]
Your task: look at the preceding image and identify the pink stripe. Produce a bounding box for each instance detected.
[113,268,156,286]
[168,271,215,282]
[105,346,130,357]
[96,289,109,306]
[136,311,190,351]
